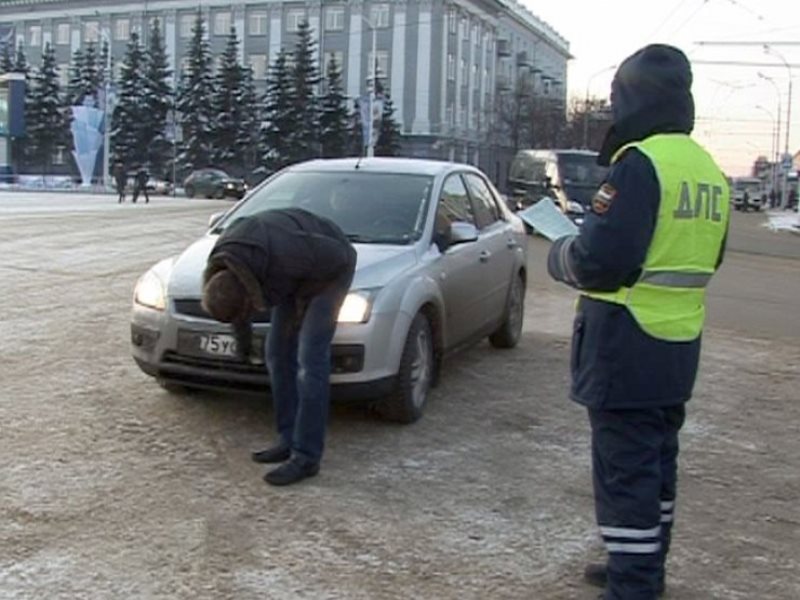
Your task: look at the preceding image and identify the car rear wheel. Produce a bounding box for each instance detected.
[377,314,434,424]
[214,188,225,199]
[185,185,195,198]
[489,273,525,349]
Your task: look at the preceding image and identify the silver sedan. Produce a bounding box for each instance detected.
[131,158,529,423]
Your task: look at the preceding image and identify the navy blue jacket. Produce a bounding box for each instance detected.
[547,46,726,410]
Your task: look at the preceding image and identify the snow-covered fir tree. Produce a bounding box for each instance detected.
[236,65,261,178]
[13,42,29,79]
[142,19,173,177]
[25,44,67,175]
[374,79,403,157]
[210,27,246,173]
[0,42,14,73]
[288,20,320,164]
[319,55,349,158]
[110,32,147,168]
[176,12,213,174]
[65,47,86,107]
[348,99,364,157]
[261,49,294,174]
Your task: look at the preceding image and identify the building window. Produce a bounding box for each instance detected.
[214,12,231,36]
[445,106,454,127]
[472,63,478,85]
[53,146,66,166]
[459,107,467,126]
[114,19,130,41]
[449,9,457,34]
[447,54,455,81]
[367,50,389,80]
[249,11,267,35]
[58,64,68,87]
[460,58,467,83]
[324,6,345,32]
[323,51,344,77]
[287,9,306,33]
[55,23,70,45]
[249,54,267,79]
[84,21,99,43]
[180,14,195,38]
[370,3,390,28]
[28,25,42,47]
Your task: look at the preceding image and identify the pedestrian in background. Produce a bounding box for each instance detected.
[113,161,127,204]
[131,165,150,204]
[201,208,356,486]
[548,45,729,599]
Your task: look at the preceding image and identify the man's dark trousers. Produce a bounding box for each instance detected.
[589,405,686,599]
[265,270,353,466]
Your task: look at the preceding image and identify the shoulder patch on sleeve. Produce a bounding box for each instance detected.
[591,183,617,215]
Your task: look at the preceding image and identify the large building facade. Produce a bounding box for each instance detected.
[0,0,570,188]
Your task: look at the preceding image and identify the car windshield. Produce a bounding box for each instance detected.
[216,170,434,244]
[557,155,607,187]
[206,169,229,179]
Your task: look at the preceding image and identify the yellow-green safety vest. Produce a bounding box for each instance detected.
[584,134,730,341]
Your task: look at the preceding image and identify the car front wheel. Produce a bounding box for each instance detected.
[377,314,434,424]
[489,272,525,348]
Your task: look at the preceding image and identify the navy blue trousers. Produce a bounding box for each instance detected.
[589,405,686,600]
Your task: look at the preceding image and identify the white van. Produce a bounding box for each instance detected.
[730,177,765,212]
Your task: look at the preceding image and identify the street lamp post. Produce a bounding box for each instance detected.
[764,45,793,208]
[758,71,782,206]
[361,15,377,158]
[755,104,778,196]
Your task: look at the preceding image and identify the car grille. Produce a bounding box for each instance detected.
[173,299,271,323]
[162,351,267,376]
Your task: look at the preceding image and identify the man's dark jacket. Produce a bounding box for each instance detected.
[547,45,726,410]
[205,208,357,309]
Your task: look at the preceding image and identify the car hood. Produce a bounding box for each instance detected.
[166,235,418,298]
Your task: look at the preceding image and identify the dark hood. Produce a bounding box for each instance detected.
[598,44,695,166]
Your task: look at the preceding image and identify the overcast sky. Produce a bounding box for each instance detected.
[522,0,800,176]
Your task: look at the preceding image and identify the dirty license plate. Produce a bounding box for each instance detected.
[198,333,238,358]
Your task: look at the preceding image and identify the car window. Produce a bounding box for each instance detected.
[437,175,475,234]
[464,173,502,229]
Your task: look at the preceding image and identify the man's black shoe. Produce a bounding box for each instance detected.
[264,459,320,486]
[251,444,291,464]
[584,563,665,596]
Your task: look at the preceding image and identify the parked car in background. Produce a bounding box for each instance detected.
[508,149,608,225]
[131,158,529,423]
[147,177,173,196]
[183,168,247,200]
[730,176,765,212]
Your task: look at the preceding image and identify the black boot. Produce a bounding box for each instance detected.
[264,458,320,486]
[584,563,665,596]
[251,444,290,464]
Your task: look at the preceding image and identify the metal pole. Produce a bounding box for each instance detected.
[759,72,782,205]
[765,45,793,208]
[367,24,376,158]
[103,33,111,191]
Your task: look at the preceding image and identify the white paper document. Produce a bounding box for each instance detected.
[517,197,579,241]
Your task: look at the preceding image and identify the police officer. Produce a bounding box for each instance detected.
[548,45,729,599]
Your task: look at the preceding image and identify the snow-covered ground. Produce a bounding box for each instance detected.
[764,209,800,233]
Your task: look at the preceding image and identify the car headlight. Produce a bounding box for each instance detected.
[134,270,167,311]
[566,200,585,214]
[337,290,375,323]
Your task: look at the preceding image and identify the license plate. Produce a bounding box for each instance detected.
[199,333,238,357]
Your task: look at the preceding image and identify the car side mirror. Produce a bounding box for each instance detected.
[448,221,479,246]
[208,211,226,229]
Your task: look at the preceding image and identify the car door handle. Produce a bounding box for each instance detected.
[506,239,518,249]
[479,250,491,262]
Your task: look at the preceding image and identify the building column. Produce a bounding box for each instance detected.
[70,17,81,53]
[307,1,321,70]
[440,3,449,135]
[453,7,462,135]
[346,0,363,101]
[164,10,177,86]
[269,6,282,63]
[390,0,407,128]
[412,0,432,134]
[234,3,245,63]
